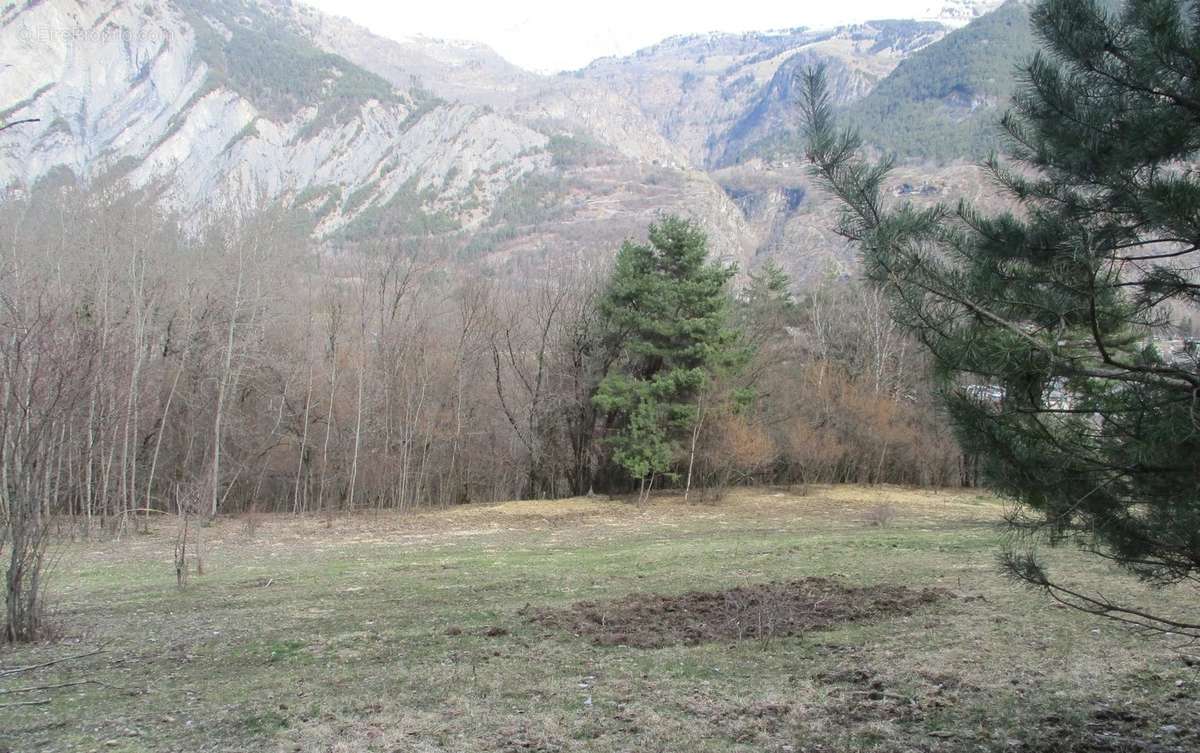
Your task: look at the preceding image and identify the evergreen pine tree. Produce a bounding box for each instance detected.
[804,0,1200,634]
[593,216,740,493]
[738,259,798,346]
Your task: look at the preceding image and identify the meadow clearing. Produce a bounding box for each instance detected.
[2,486,1196,752]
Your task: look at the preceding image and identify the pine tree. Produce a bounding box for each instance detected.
[803,0,1200,634]
[593,216,740,494]
[738,259,798,347]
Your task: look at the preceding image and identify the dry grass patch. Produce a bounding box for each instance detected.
[440,496,634,525]
[7,485,1199,753]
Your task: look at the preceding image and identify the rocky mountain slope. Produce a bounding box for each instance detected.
[566,1,1029,281]
[578,20,944,168]
[0,0,1032,280]
[0,1,543,238]
[0,0,751,272]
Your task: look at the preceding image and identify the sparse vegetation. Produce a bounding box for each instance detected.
[335,178,461,241]
[2,488,1198,752]
[488,171,569,227]
[863,503,898,528]
[181,0,400,126]
[546,133,611,168]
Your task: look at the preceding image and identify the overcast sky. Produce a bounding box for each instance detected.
[299,0,952,73]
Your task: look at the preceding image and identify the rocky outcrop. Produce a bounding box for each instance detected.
[0,0,554,238]
[0,0,1014,279]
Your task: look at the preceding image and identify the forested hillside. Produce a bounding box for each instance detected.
[845,0,1038,161]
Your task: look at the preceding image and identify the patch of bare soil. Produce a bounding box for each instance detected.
[1018,705,1196,753]
[522,577,950,648]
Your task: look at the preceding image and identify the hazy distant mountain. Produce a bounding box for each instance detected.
[568,0,1029,281]
[575,1,1026,168]
[0,0,1033,280]
[577,21,949,168]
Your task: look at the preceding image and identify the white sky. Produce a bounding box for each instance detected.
[300,0,949,73]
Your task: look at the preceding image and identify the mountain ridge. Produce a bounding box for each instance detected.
[0,0,1031,281]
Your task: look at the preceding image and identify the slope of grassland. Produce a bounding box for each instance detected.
[2,487,1197,752]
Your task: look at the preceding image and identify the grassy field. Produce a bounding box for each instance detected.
[2,486,1197,752]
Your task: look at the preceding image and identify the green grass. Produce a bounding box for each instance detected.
[2,487,1197,752]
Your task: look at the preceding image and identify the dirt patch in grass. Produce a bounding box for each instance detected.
[522,576,951,648]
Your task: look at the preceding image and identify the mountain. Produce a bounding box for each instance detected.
[0,0,753,274]
[0,0,1035,281]
[564,1,1031,281]
[0,0,545,241]
[845,0,1038,162]
[576,21,949,169]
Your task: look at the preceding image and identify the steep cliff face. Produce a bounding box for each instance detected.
[0,0,757,268]
[0,0,553,237]
[0,0,1028,280]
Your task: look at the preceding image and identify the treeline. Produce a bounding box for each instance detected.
[0,187,966,530]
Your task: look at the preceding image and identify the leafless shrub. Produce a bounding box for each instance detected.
[173,483,205,587]
[174,511,189,590]
[1,277,96,642]
[690,411,777,503]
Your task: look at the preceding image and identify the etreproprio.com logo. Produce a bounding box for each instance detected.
[17,24,171,45]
